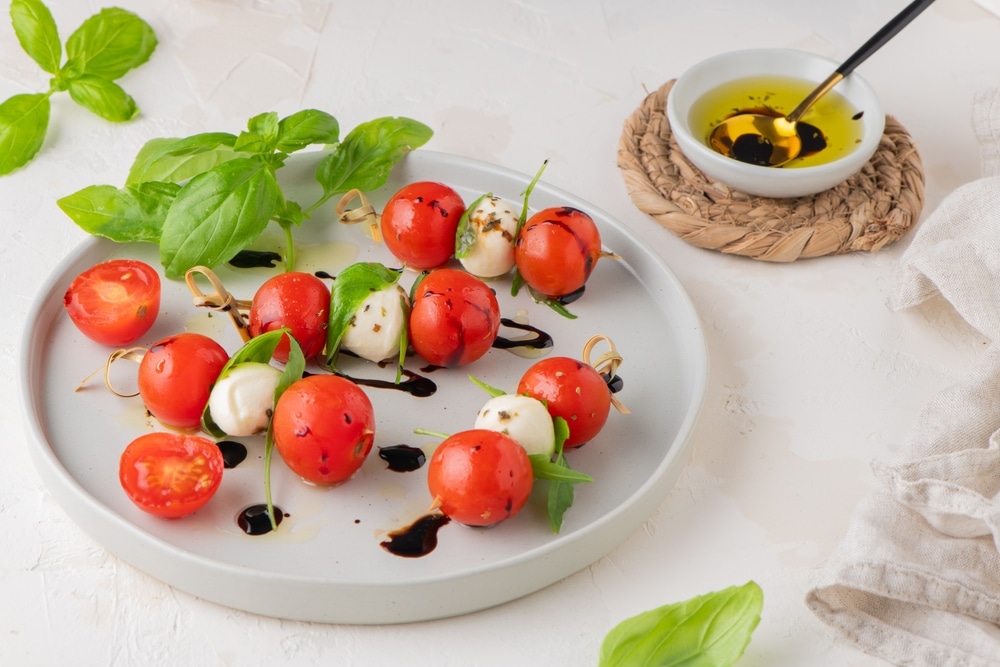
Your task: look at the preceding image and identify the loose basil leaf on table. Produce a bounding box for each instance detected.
[64,7,157,80]
[0,93,50,176]
[599,581,764,667]
[159,157,282,279]
[66,75,137,122]
[56,181,178,243]
[10,0,62,75]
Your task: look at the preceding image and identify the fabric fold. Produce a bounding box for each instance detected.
[806,87,1000,665]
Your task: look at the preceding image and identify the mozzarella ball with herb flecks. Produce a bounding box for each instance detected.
[474,393,555,457]
[458,195,520,278]
[341,284,408,363]
[207,362,282,436]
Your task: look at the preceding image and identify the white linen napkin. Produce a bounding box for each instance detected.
[806,87,1000,666]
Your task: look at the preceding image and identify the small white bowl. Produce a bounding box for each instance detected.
[666,48,885,199]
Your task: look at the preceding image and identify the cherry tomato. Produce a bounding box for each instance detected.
[517,356,612,448]
[380,181,466,269]
[271,374,376,485]
[408,268,500,367]
[427,429,533,527]
[138,333,230,430]
[63,259,161,346]
[514,206,601,299]
[247,271,331,363]
[119,432,224,519]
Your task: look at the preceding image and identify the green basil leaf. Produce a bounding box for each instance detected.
[264,332,305,532]
[599,581,764,667]
[234,112,279,155]
[274,199,305,227]
[468,374,506,399]
[454,193,490,259]
[126,135,239,185]
[276,109,339,153]
[65,7,157,80]
[529,455,594,483]
[277,334,306,398]
[325,262,404,366]
[315,116,432,199]
[159,157,280,279]
[545,417,576,533]
[547,476,575,533]
[56,181,177,243]
[10,0,62,74]
[0,93,50,176]
[66,75,137,122]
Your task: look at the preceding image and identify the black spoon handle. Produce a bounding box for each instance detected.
[837,0,937,76]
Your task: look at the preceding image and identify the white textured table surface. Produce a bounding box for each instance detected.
[3,1,999,665]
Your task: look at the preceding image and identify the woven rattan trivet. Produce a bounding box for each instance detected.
[617,80,926,262]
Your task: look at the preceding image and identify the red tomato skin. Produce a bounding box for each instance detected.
[409,269,500,367]
[427,429,533,527]
[138,333,230,430]
[63,259,161,346]
[247,272,331,362]
[380,181,466,269]
[119,432,224,519]
[517,356,611,448]
[514,206,601,298]
[272,375,376,485]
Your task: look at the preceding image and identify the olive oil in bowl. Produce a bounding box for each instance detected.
[689,75,866,169]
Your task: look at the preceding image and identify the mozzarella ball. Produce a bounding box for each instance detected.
[459,196,520,278]
[207,362,282,436]
[341,285,408,363]
[474,393,555,457]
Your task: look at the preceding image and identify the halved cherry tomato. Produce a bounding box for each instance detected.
[271,374,376,485]
[380,181,466,269]
[517,356,612,448]
[138,333,229,430]
[247,271,331,363]
[63,259,161,345]
[119,432,224,518]
[408,268,500,367]
[427,429,533,527]
[514,206,601,299]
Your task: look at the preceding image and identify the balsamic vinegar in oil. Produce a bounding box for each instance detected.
[691,75,865,168]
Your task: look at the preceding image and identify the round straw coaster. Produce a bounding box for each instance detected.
[617,80,926,262]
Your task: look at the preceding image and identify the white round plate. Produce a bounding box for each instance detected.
[19,150,707,624]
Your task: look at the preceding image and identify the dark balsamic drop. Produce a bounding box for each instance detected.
[378,444,427,472]
[381,513,451,557]
[493,318,554,353]
[731,134,774,166]
[603,373,625,394]
[216,440,248,468]
[556,285,586,305]
[237,504,285,535]
[338,369,437,398]
[228,250,282,269]
[796,121,827,158]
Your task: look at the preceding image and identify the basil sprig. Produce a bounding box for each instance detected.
[58,112,432,278]
[599,581,763,667]
[2,0,156,175]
